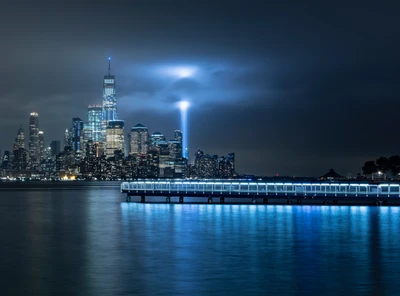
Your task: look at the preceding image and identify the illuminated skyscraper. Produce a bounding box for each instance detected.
[102,58,117,142]
[29,112,39,162]
[64,128,72,149]
[72,118,84,152]
[88,104,102,142]
[14,125,25,149]
[13,126,28,170]
[106,120,124,158]
[174,130,182,143]
[38,130,45,161]
[149,132,165,149]
[173,130,183,159]
[129,124,149,155]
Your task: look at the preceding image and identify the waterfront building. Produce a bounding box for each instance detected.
[72,118,84,152]
[28,112,39,163]
[88,104,102,142]
[218,153,235,178]
[102,58,117,142]
[129,123,149,155]
[194,149,218,178]
[106,120,124,159]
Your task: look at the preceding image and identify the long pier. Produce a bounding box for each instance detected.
[121,180,400,205]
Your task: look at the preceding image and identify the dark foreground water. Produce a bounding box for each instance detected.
[1,184,400,295]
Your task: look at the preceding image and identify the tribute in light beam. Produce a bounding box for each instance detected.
[179,100,190,159]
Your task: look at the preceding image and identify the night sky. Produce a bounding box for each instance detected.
[1,0,399,177]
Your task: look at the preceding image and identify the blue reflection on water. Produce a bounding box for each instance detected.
[1,189,400,295]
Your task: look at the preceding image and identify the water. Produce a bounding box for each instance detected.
[1,185,400,295]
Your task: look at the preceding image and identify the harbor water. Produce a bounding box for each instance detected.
[0,183,400,295]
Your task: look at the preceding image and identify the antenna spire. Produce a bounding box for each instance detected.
[108,57,111,76]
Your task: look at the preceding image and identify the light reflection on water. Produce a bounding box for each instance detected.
[0,189,400,295]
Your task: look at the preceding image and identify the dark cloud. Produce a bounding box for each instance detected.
[0,0,400,176]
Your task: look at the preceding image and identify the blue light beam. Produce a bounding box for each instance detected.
[179,101,190,159]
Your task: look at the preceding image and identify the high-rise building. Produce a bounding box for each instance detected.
[13,126,28,170]
[14,125,25,149]
[218,153,236,178]
[106,120,124,158]
[102,58,117,142]
[88,104,102,142]
[194,149,218,178]
[38,131,45,161]
[29,112,39,162]
[174,130,182,143]
[64,128,72,149]
[2,151,10,169]
[168,140,182,160]
[149,132,165,149]
[50,141,61,157]
[72,118,84,152]
[129,123,149,155]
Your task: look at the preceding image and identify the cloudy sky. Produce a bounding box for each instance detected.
[1,0,399,176]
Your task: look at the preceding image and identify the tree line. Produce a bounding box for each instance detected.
[362,156,400,177]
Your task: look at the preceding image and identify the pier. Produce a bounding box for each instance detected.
[121,180,400,205]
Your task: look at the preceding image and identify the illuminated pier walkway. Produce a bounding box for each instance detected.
[121,180,400,205]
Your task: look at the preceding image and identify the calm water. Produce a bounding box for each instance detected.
[1,185,400,295]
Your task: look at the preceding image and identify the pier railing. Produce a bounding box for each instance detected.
[121,180,400,198]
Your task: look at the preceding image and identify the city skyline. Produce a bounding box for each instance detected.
[1,1,399,176]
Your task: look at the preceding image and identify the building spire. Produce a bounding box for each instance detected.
[108,57,111,76]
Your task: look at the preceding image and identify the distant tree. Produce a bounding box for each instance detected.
[376,156,390,173]
[362,160,377,176]
[389,155,400,178]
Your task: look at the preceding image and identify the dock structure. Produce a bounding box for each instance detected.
[120,180,400,205]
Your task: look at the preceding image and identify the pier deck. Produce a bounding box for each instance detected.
[121,180,400,205]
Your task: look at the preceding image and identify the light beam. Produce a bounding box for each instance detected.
[179,100,190,159]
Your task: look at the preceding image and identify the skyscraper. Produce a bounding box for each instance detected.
[29,112,39,163]
[106,120,124,158]
[50,141,61,157]
[129,124,149,155]
[64,128,72,149]
[72,118,84,152]
[102,58,117,142]
[13,126,28,170]
[173,130,183,158]
[38,130,45,161]
[88,104,102,142]
[14,125,25,149]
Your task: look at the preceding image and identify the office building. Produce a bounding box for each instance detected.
[129,123,149,155]
[38,131,45,161]
[64,128,72,149]
[72,118,84,152]
[106,120,124,158]
[88,104,102,142]
[29,112,39,162]
[14,125,25,150]
[102,58,117,142]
